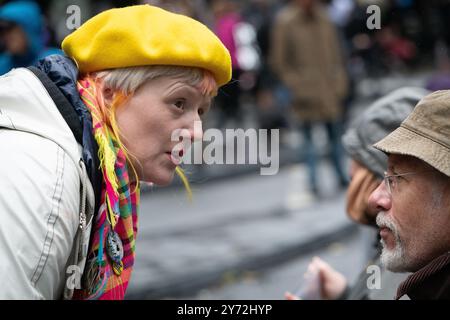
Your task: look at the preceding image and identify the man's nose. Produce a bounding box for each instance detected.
[368,181,392,213]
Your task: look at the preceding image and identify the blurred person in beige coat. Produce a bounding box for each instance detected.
[270,0,349,195]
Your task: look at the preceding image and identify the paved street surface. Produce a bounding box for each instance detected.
[182,225,403,300]
[179,226,372,300]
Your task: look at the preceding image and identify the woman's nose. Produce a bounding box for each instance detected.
[368,181,392,213]
[188,118,203,142]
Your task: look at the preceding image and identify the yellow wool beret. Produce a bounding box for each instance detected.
[62,5,232,87]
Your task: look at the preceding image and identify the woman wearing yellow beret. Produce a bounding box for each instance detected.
[0,5,231,300]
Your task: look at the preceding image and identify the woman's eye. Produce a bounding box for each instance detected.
[174,99,185,110]
[198,108,204,116]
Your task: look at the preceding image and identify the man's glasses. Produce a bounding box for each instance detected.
[383,170,430,195]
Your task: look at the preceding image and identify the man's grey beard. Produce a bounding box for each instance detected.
[376,212,410,272]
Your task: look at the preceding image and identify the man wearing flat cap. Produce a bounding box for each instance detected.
[368,90,450,300]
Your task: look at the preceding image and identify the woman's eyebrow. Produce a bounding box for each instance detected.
[165,83,198,97]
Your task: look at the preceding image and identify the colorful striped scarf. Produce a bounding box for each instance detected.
[73,77,140,300]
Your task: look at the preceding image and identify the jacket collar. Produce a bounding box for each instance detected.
[396,251,450,300]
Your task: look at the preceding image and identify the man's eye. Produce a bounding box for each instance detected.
[389,177,396,188]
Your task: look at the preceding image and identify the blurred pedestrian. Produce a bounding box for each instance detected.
[246,0,288,132]
[141,0,196,17]
[425,41,450,91]
[367,90,450,300]
[285,87,429,300]
[0,0,62,75]
[0,4,231,300]
[211,0,244,127]
[270,0,349,196]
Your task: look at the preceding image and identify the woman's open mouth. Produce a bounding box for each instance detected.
[166,150,184,166]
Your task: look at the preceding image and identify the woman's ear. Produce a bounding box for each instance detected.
[102,85,114,107]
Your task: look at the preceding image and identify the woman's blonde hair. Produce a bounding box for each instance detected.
[89,65,218,198]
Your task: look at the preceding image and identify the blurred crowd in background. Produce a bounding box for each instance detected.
[3,0,450,108]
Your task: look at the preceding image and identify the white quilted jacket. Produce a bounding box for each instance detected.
[0,68,94,299]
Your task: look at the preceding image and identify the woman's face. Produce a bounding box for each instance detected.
[113,76,211,185]
[348,159,380,219]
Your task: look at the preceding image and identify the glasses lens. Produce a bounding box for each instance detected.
[384,174,391,194]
